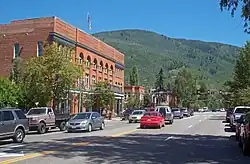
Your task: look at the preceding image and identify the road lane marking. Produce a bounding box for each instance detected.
[181,115,197,120]
[0,153,24,158]
[188,125,193,128]
[164,136,173,141]
[111,129,137,137]
[0,129,137,164]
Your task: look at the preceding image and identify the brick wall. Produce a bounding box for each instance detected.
[0,17,54,76]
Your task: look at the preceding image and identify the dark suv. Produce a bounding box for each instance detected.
[0,108,29,143]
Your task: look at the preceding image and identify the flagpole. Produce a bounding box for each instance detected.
[87,12,92,33]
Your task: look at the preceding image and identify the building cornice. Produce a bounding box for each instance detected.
[50,32,125,69]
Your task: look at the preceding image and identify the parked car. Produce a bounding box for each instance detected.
[26,107,71,134]
[238,111,250,155]
[226,108,234,123]
[235,114,245,141]
[66,112,105,132]
[181,108,190,117]
[128,110,146,123]
[140,111,165,129]
[0,108,29,143]
[172,108,183,119]
[155,105,174,124]
[230,106,250,130]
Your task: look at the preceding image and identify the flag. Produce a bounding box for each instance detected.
[87,12,92,31]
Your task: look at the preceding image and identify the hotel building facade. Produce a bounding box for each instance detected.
[0,16,125,115]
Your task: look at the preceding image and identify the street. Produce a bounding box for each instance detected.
[0,112,249,164]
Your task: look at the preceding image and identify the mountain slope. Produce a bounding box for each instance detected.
[93,29,240,89]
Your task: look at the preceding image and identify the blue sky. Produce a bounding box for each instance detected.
[0,0,249,46]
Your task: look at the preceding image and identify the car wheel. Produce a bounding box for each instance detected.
[140,125,144,129]
[162,122,165,127]
[129,120,132,123]
[13,128,25,143]
[88,124,92,132]
[158,124,161,129]
[100,122,105,130]
[59,122,66,131]
[170,120,173,124]
[37,122,46,134]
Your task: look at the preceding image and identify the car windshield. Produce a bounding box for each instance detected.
[72,113,91,120]
[172,108,179,112]
[133,111,143,115]
[27,108,46,115]
[144,112,158,116]
[235,108,250,113]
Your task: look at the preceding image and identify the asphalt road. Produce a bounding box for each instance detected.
[0,112,249,164]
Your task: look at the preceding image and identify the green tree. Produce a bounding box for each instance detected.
[143,93,151,107]
[21,42,80,109]
[220,0,250,33]
[10,57,24,84]
[90,81,115,109]
[198,82,209,106]
[0,77,20,108]
[129,66,139,85]
[173,69,197,108]
[223,42,250,106]
[125,94,140,108]
[233,42,250,89]
[155,68,164,90]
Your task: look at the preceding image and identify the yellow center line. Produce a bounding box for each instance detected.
[0,129,137,164]
[111,129,137,137]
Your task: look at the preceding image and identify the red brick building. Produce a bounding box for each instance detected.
[0,16,124,114]
[124,85,145,102]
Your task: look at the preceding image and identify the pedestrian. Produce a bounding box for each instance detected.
[108,110,112,120]
[102,108,107,117]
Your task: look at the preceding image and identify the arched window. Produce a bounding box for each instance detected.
[105,63,108,73]
[99,61,103,72]
[86,56,91,68]
[37,41,43,57]
[79,53,83,65]
[93,58,97,69]
[13,43,20,58]
[110,65,114,75]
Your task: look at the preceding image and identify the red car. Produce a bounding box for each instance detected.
[140,111,165,129]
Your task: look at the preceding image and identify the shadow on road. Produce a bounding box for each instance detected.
[2,133,249,164]
[224,127,234,132]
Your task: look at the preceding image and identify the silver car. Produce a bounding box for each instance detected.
[128,110,145,123]
[66,112,105,132]
[155,105,174,124]
[172,108,184,119]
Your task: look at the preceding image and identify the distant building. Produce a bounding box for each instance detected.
[0,16,125,114]
[124,85,145,102]
[150,88,177,107]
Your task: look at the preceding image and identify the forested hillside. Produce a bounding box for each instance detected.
[94,29,240,89]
